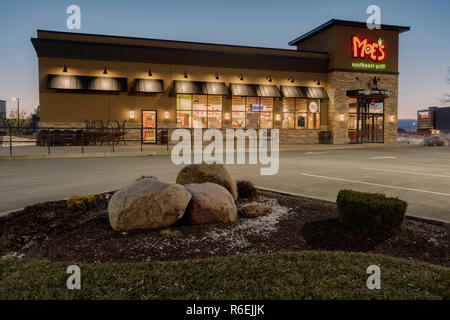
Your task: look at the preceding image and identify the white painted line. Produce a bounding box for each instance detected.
[301,173,450,197]
[304,151,329,155]
[363,167,450,178]
[369,156,397,159]
[408,162,450,168]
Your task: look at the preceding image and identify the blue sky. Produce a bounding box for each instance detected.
[0,0,449,118]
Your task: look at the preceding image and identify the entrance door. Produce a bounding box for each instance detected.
[142,110,157,144]
[348,98,384,143]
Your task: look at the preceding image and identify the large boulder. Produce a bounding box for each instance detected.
[185,183,237,224]
[176,163,238,200]
[108,178,191,231]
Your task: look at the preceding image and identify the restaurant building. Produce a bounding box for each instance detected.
[417,106,450,134]
[31,19,409,144]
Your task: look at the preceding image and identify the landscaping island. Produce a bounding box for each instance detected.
[0,164,449,299]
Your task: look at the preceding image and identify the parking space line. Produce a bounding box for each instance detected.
[363,167,450,178]
[407,162,450,168]
[301,173,450,197]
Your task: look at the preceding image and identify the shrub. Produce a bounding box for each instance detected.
[159,229,182,241]
[336,190,407,233]
[67,195,97,212]
[239,204,272,218]
[237,180,257,200]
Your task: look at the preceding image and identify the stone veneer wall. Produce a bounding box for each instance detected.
[326,71,399,144]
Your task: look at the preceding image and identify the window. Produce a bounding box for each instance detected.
[177,94,222,128]
[281,98,320,129]
[232,97,273,129]
[177,94,192,128]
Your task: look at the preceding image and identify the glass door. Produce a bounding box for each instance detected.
[349,98,384,143]
[142,110,157,144]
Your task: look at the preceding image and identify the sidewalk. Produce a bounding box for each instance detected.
[0,142,419,160]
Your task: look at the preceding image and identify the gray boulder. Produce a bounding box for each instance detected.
[176,163,238,200]
[108,178,191,231]
[185,182,237,224]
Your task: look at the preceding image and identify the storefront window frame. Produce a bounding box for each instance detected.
[176,94,223,129]
[281,97,321,130]
[232,96,274,129]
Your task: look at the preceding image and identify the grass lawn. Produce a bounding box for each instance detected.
[0,251,448,300]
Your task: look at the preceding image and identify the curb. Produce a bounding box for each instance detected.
[0,143,420,160]
[257,187,449,226]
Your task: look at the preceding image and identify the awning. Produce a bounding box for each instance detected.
[135,79,164,93]
[303,87,328,99]
[280,86,307,98]
[47,74,127,92]
[174,81,228,95]
[230,83,281,97]
[281,86,329,99]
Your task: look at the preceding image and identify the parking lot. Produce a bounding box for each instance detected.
[1,145,449,222]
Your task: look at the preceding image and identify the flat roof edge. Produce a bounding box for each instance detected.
[288,19,410,46]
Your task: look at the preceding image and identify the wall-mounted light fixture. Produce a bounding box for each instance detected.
[164,111,170,119]
[215,72,220,80]
[266,76,272,82]
[225,112,230,120]
[314,79,321,85]
[129,111,135,119]
[184,72,188,79]
[275,114,281,121]
[63,64,68,73]
[389,115,395,122]
[103,67,108,75]
[288,77,294,83]
[148,69,152,77]
[239,74,244,81]
[339,114,345,121]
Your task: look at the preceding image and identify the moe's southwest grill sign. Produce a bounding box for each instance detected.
[351,35,387,70]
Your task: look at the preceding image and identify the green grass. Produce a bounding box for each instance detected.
[0,251,448,300]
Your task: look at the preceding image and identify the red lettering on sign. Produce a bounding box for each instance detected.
[352,36,386,62]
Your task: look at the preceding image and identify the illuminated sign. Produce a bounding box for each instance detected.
[418,111,430,119]
[351,62,386,70]
[352,36,386,62]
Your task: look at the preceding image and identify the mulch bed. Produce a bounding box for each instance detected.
[0,190,448,267]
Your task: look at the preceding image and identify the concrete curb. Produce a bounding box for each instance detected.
[257,187,449,226]
[0,143,420,160]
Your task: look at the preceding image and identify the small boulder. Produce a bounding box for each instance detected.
[185,183,237,224]
[108,178,191,231]
[239,204,272,218]
[176,163,238,200]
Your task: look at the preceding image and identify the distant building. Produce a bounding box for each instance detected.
[417,106,450,134]
[0,100,6,119]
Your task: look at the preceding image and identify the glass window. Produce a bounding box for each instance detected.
[193,95,207,128]
[246,97,260,129]
[281,97,320,130]
[282,98,295,129]
[232,96,246,129]
[260,97,273,129]
[177,94,192,128]
[208,95,222,129]
[177,94,223,128]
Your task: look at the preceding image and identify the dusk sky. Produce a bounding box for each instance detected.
[0,0,449,118]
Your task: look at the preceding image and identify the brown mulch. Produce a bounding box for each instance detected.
[0,190,448,267]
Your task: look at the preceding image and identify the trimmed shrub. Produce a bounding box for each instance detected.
[237,180,257,200]
[67,195,97,212]
[239,204,272,218]
[336,190,407,233]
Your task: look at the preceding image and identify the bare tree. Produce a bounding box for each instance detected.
[442,66,450,104]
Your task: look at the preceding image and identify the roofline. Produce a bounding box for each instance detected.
[288,19,411,46]
[36,29,328,55]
